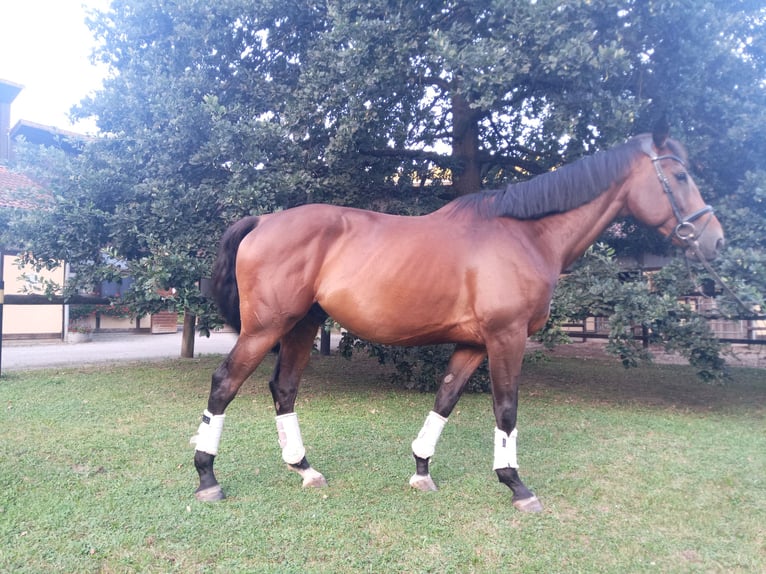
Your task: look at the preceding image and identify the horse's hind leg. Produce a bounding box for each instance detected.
[193,334,278,501]
[269,305,328,488]
[410,345,486,491]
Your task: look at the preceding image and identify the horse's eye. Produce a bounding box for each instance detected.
[675,172,688,183]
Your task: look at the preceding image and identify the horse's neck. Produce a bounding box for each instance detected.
[534,181,629,271]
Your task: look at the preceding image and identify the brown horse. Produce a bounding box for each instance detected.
[191,127,724,512]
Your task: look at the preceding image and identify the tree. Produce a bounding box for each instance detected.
[12,0,766,368]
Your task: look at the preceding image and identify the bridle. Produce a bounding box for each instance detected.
[641,140,714,244]
[642,140,756,315]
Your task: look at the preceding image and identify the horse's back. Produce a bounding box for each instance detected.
[234,203,554,345]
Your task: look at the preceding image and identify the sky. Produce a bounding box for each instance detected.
[0,0,109,134]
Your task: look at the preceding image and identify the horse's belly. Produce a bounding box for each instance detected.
[332,317,480,347]
[318,288,480,346]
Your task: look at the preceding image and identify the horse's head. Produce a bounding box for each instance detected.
[626,126,725,261]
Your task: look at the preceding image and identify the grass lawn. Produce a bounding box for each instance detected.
[1,351,764,573]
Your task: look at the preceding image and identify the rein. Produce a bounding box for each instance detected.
[643,141,755,316]
[687,242,758,316]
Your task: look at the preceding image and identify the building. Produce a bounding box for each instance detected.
[0,78,167,340]
[1,79,67,339]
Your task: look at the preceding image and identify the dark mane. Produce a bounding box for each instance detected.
[447,135,650,220]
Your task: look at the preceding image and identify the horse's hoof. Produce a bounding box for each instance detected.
[302,474,328,488]
[299,467,328,488]
[409,474,438,492]
[513,495,543,513]
[195,484,225,502]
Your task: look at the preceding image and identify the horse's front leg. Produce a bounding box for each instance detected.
[192,337,273,501]
[410,345,486,491]
[487,334,543,513]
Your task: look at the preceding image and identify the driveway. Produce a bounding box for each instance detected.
[1,331,239,372]
[3,331,762,373]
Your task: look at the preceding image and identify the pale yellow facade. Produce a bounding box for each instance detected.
[3,252,66,338]
[2,253,152,338]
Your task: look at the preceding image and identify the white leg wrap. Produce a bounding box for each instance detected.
[190,409,225,456]
[411,411,448,459]
[493,427,519,470]
[276,412,307,465]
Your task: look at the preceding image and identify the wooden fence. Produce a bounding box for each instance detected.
[563,315,766,347]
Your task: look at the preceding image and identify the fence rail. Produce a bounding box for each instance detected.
[562,315,766,347]
[2,294,112,306]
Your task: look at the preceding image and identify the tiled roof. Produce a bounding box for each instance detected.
[0,166,52,209]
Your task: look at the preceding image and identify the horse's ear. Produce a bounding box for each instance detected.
[652,114,670,149]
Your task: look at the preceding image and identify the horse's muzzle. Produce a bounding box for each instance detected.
[685,236,725,262]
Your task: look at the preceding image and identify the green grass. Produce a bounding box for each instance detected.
[1,353,764,573]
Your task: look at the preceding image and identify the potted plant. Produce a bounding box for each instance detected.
[67,322,94,343]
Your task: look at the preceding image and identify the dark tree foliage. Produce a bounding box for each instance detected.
[9,0,765,374]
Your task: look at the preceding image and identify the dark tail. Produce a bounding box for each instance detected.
[212,215,260,333]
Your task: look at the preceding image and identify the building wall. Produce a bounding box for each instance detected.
[97,313,150,331]
[3,253,66,338]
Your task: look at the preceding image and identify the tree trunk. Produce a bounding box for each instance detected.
[450,92,483,196]
[181,311,196,358]
[320,328,331,356]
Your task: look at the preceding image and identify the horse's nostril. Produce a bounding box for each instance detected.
[716,237,726,252]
